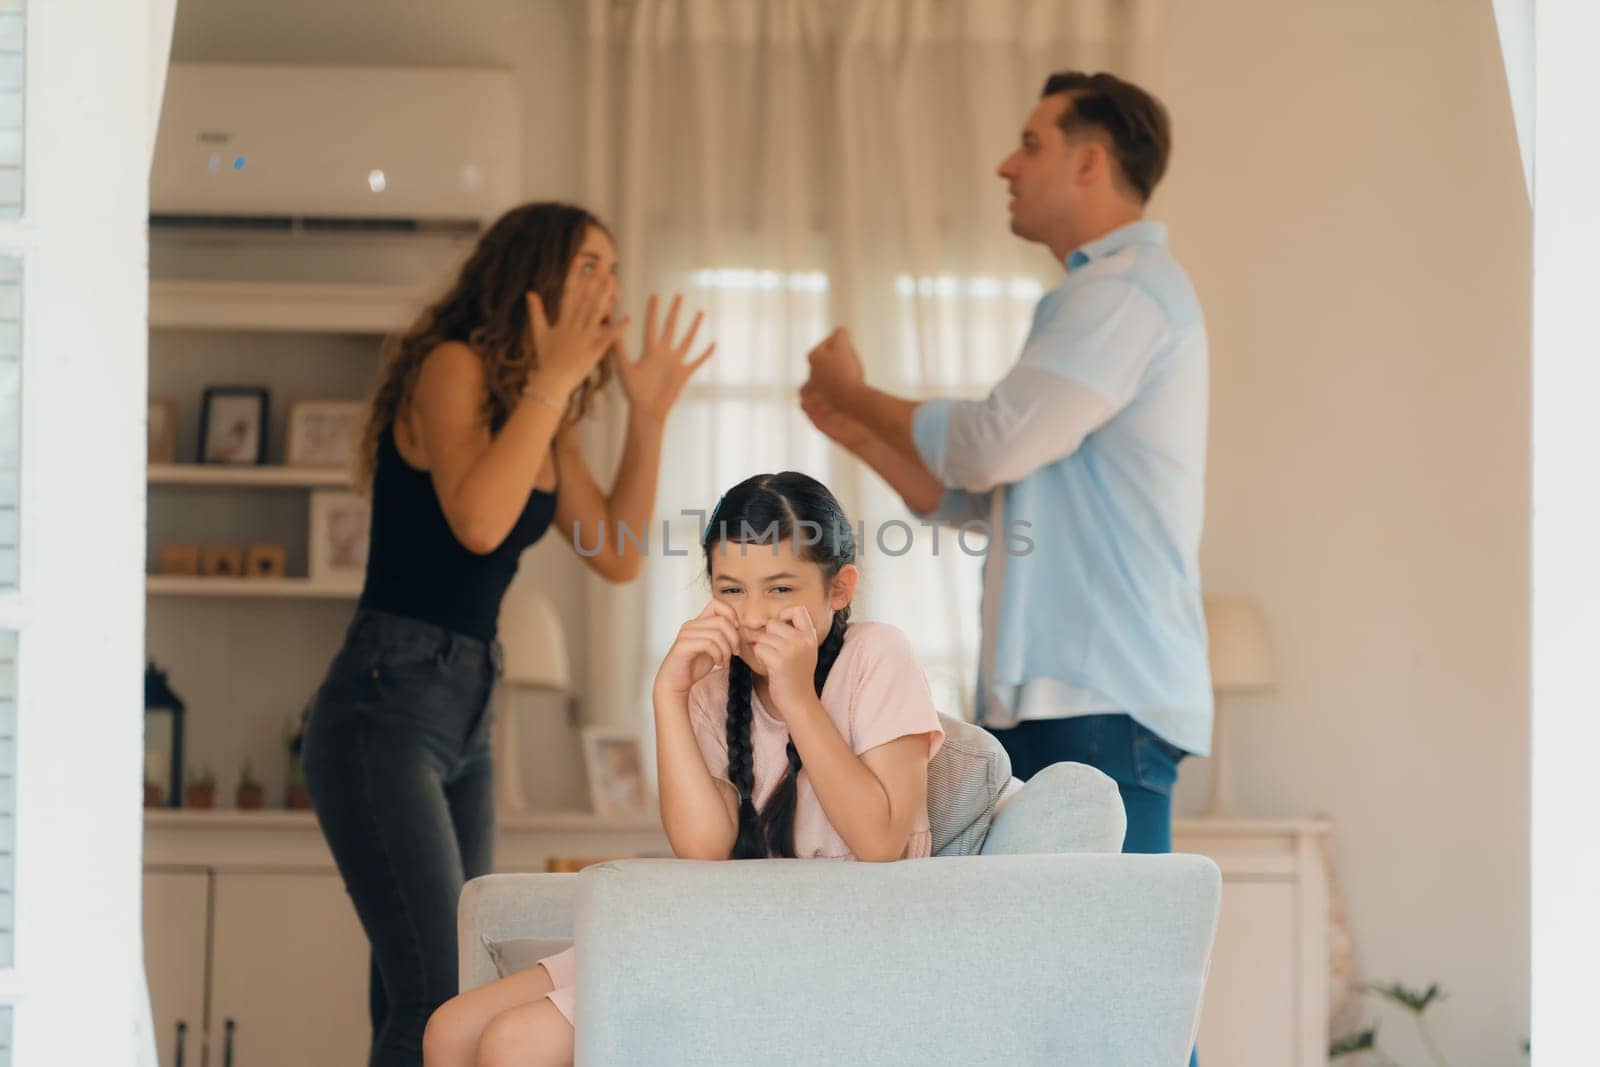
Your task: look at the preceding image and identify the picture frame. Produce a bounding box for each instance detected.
[286,400,364,469]
[308,489,371,584]
[580,726,653,817]
[147,397,178,464]
[198,386,269,465]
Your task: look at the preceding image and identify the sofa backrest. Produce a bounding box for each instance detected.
[573,853,1221,1066]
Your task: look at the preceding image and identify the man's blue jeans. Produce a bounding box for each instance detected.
[989,713,1199,1065]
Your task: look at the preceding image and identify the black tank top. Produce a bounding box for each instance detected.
[358,424,558,642]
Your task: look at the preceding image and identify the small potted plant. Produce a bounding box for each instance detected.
[285,715,312,811]
[184,766,216,809]
[235,762,264,810]
[143,778,163,809]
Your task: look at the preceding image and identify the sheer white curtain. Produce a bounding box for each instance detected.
[577,0,1159,744]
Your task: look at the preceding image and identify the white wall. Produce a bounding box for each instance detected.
[170,0,1533,1056]
[1152,1,1530,1060]
[20,1,162,1062]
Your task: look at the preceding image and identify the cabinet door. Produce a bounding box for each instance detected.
[211,871,370,1066]
[143,869,209,1067]
[1193,878,1297,1066]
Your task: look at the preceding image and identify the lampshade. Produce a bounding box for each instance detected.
[1203,597,1276,693]
[497,588,570,690]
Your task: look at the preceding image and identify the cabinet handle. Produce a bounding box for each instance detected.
[173,1020,187,1067]
[223,1017,236,1067]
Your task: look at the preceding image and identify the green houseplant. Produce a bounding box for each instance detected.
[235,761,264,810]
[1330,981,1529,1065]
[184,765,216,809]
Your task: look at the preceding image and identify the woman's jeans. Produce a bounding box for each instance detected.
[302,609,500,1067]
[990,712,1199,1067]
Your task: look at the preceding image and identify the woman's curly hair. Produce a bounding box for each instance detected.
[357,202,615,487]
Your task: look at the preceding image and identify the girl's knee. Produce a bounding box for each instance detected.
[422,994,473,1066]
[476,1001,572,1067]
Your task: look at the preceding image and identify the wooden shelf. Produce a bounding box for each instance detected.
[147,576,362,600]
[149,279,426,333]
[146,808,661,834]
[148,463,354,488]
[145,809,323,830]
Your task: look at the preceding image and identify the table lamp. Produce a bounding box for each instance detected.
[1202,597,1276,816]
[496,588,574,813]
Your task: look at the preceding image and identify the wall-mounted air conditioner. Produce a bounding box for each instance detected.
[151,63,523,230]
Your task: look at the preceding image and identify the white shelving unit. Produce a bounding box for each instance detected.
[148,463,353,489]
[146,279,387,597]
[145,276,392,840]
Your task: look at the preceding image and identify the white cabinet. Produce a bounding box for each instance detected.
[143,869,209,1067]
[210,871,370,1066]
[143,863,369,1067]
[143,811,668,1065]
[1174,818,1331,1067]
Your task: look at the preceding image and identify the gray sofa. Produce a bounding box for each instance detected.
[458,714,1221,1065]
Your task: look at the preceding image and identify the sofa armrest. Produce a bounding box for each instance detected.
[981,761,1127,855]
[457,873,579,992]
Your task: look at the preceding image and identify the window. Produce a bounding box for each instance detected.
[0,629,12,974]
[0,254,17,592]
[0,1,18,221]
[0,5,20,1056]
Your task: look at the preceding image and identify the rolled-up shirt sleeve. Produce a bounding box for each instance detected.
[909,485,993,528]
[912,279,1166,494]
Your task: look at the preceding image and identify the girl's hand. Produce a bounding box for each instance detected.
[526,276,629,398]
[613,294,716,424]
[750,607,820,719]
[654,599,741,698]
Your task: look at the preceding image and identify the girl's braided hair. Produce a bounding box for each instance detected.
[703,472,855,859]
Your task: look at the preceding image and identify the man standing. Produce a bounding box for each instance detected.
[800,71,1211,862]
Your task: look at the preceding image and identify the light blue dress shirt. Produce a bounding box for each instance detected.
[911,220,1213,755]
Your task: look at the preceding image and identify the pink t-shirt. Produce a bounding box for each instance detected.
[687,620,946,860]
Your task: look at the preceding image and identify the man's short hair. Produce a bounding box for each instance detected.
[1041,71,1171,202]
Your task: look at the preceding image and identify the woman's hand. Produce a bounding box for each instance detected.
[654,599,741,698]
[526,274,629,398]
[750,607,821,719]
[613,294,716,424]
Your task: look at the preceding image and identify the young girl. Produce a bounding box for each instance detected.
[423,471,945,1067]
